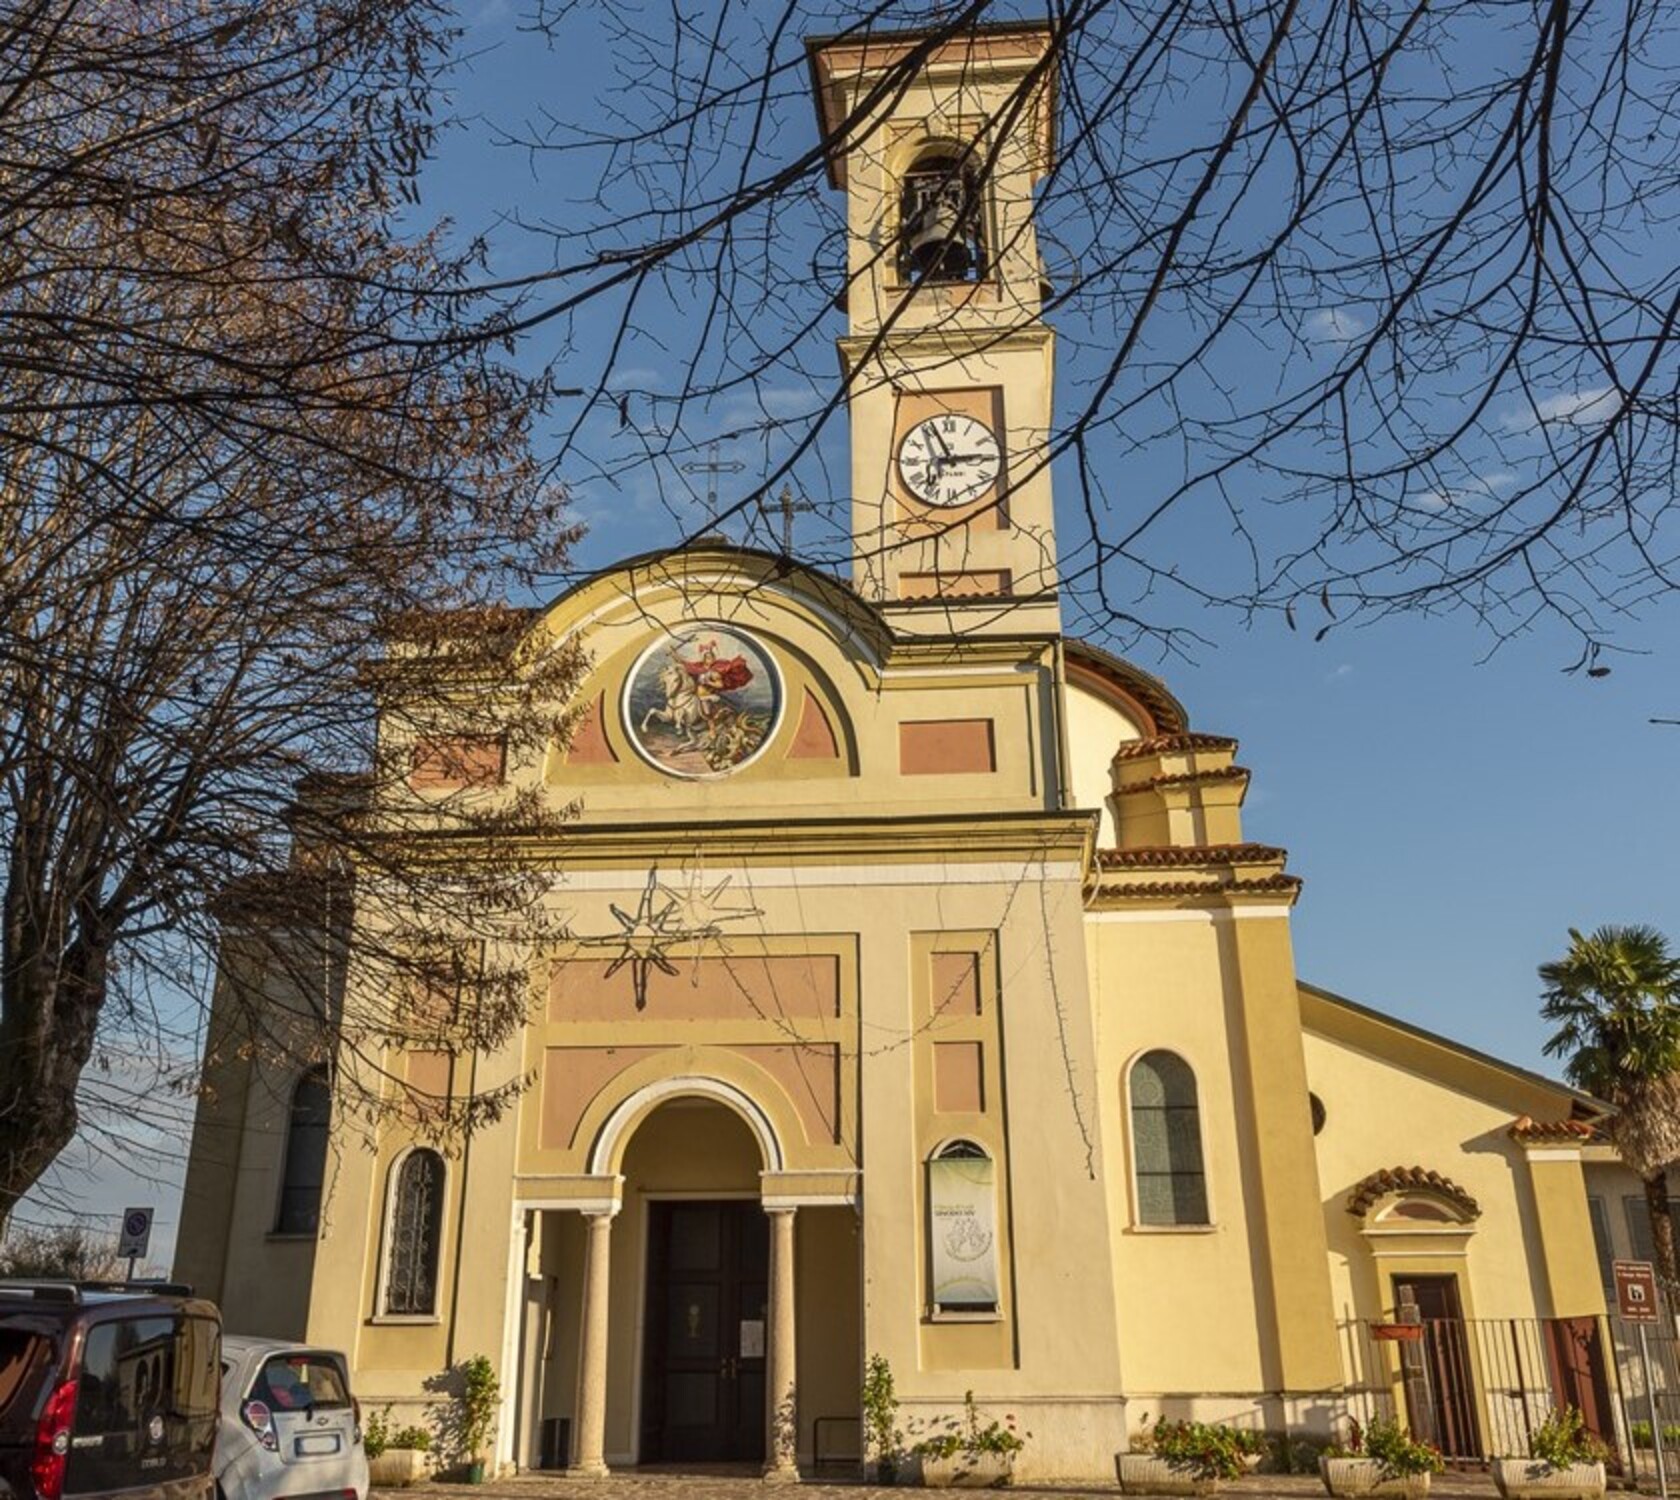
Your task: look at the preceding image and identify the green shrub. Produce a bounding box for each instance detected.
[912,1391,1027,1467]
[1136,1419,1251,1481]
[1628,1420,1680,1450]
[458,1356,500,1462]
[861,1354,904,1481]
[1528,1407,1608,1467]
[1328,1418,1443,1478]
[363,1407,431,1461]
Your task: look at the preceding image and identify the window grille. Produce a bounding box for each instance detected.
[1130,1050,1210,1226]
[385,1149,445,1316]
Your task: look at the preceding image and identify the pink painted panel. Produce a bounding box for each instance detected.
[931,952,982,1016]
[934,1042,985,1114]
[565,692,619,765]
[729,1043,840,1144]
[410,735,505,789]
[787,689,840,760]
[898,719,996,775]
[540,1045,664,1149]
[549,954,840,1021]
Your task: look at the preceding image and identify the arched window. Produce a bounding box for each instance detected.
[384,1149,446,1316]
[899,151,986,284]
[927,1139,999,1314]
[1129,1051,1210,1226]
[276,1067,331,1235]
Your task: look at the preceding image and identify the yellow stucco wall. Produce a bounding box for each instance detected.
[1301,1015,1581,1325]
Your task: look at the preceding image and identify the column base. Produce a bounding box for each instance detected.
[760,1461,801,1484]
[568,1461,611,1479]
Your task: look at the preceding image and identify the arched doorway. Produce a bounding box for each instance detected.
[625,1100,768,1464]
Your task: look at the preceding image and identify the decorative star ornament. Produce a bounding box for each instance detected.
[592,867,682,1010]
[579,863,766,1009]
[663,863,765,978]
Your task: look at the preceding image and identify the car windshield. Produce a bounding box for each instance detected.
[250,1352,349,1411]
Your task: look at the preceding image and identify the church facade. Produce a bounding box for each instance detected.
[175,23,1614,1483]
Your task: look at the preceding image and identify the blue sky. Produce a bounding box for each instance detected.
[21,0,1678,1267]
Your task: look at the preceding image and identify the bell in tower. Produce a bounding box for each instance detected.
[901,154,985,282]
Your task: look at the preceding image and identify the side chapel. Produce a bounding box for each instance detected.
[177,22,1626,1483]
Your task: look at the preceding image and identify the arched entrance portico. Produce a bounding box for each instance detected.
[516,1073,857,1481]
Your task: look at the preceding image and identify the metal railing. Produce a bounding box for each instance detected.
[1339,1316,1647,1470]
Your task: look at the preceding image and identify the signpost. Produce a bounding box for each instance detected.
[1616,1260,1668,1499]
[117,1207,153,1283]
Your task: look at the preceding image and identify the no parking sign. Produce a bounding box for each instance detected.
[117,1206,153,1261]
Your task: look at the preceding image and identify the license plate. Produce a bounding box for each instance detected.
[295,1434,342,1456]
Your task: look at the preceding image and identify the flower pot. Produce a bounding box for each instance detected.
[1319,1456,1432,1499]
[919,1452,1014,1488]
[466,1460,486,1485]
[368,1449,430,1488]
[1115,1453,1222,1496]
[1490,1459,1607,1500]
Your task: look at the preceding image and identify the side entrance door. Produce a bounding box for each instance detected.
[1394,1274,1483,1459]
[641,1201,769,1463]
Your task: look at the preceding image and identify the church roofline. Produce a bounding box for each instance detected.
[1299,979,1604,1115]
[1064,637,1189,737]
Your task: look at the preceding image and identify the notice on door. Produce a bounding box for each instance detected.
[929,1156,998,1308]
[739,1319,765,1358]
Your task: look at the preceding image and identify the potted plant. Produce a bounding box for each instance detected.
[863,1353,906,1485]
[364,1408,434,1488]
[1319,1418,1442,1498]
[1234,1430,1269,1473]
[1117,1418,1248,1495]
[458,1355,500,1485]
[1491,1407,1609,1500]
[913,1390,1027,1488]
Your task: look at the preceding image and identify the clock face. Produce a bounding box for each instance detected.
[897,413,1003,508]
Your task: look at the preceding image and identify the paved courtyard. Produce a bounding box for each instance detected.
[387,1471,1506,1500]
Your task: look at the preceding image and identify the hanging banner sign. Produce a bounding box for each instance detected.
[929,1157,998,1308]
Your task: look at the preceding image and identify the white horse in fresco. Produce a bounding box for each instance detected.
[639,659,739,748]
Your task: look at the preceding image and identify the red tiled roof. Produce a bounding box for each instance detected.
[1114,765,1249,796]
[1112,732,1238,763]
[1347,1166,1481,1220]
[1093,874,1301,900]
[1096,843,1286,868]
[1510,1115,1600,1144]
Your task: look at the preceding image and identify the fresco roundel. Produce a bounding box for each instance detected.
[622,624,783,778]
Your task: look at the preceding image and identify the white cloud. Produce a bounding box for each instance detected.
[1306,308,1369,345]
[1326,663,1355,683]
[1409,470,1519,513]
[1502,386,1619,432]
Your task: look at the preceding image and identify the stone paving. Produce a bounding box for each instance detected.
[389,1471,1504,1500]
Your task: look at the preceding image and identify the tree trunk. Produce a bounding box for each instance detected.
[1646,1170,1678,1288]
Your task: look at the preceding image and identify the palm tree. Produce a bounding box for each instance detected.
[1541,925,1680,1285]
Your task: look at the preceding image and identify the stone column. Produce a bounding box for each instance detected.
[571,1209,614,1477]
[763,1206,799,1482]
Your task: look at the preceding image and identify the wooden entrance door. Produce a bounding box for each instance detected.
[1395,1275,1482,1458]
[641,1201,769,1463]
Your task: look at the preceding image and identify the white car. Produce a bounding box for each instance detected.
[217,1338,369,1500]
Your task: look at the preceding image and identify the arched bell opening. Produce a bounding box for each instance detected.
[899,148,987,284]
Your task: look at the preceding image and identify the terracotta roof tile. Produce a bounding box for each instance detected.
[1347,1166,1481,1220]
[1114,765,1249,796]
[1509,1115,1600,1143]
[1096,843,1286,868]
[1092,874,1302,900]
[1112,732,1238,763]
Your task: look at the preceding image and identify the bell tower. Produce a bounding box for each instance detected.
[807,23,1060,634]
